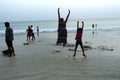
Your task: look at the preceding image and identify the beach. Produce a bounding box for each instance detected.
[0,29,120,80]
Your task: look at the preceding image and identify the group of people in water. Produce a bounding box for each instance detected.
[3,8,87,57]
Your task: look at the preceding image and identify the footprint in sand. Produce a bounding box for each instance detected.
[51,50,61,54]
[23,43,29,45]
[66,44,75,47]
[68,49,74,51]
[98,46,114,51]
[68,45,93,51]
[38,40,42,43]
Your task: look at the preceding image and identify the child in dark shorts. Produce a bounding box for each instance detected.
[73,21,86,57]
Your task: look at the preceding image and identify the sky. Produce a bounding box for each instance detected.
[0,0,120,22]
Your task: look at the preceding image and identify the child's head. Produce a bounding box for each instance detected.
[28,26,31,29]
[77,28,82,31]
[60,18,64,22]
[4,22,10,27]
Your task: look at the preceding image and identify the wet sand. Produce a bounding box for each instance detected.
[0,29,120,80]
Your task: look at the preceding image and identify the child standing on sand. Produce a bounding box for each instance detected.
[73,21,86,57]
[26,26,32,41]
[37,26,39,36]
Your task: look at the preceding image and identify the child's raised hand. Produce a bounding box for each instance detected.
[58,8,60,10]
[81,21,84,24]
[68,9,70,13]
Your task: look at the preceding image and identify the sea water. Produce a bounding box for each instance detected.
[0,19,120,35]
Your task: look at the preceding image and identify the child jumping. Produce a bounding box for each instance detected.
[73,21,87,57]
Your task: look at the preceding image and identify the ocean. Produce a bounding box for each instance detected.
[0,19,120,35]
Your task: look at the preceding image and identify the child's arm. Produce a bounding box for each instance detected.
[81,21,84,31]
[58,8,60,22]
[65,9,70,23]
[77,21,79,29]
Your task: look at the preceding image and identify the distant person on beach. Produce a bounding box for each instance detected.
[37,26,39,36]
[92,24,94,34]
[73,21,86,57]
[4,22,15,57]
[26,26,32,41]
[95,24,97,28]
[56,8,70,46]
[92,24,94,29]
[31,25,35,40]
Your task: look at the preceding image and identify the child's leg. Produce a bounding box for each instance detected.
[33,33,35,40]
[11,46,15,56]
[73,41,78,57]
[9,41,15,56]
[80,41,86,57]
[63,42,66,47]
[27,35,28,41]
[28,36,31,41]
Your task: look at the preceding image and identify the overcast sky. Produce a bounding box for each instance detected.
[0,0,120,22]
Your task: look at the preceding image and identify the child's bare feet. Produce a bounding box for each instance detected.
[73,53,76,57]
[83,54,87,57]
[13,53,16,56]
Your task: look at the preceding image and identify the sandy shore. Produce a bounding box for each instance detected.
[0,29,120,80]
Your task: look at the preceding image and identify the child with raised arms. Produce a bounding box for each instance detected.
[73,21,87,57]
